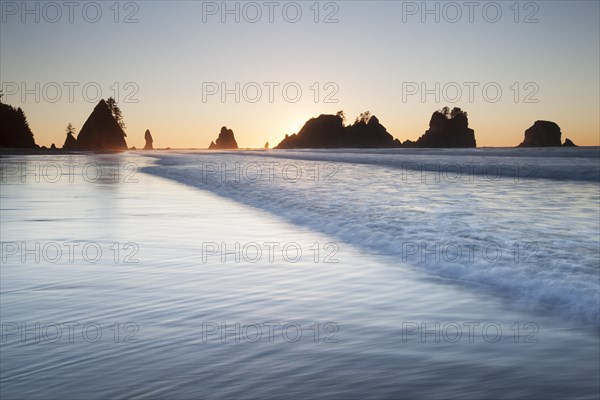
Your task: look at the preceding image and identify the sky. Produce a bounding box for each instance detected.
[1,0,599,148]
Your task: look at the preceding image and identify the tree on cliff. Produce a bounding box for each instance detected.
[66,123,75,136]
[450,107,467,118]
[106,97,126,134]
[63,122,78,149]
[438,106,467,119]
[355,111,372,124]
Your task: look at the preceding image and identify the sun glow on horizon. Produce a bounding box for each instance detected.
[286,121,306,137]
[0,1,598,148]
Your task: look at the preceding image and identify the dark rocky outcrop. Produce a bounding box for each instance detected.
[563,138,577,147]
[76,99,128,151]
[208,126,238,149]
[277,114,344,148]
[63,132,78,149]
[0,102,37,148]
[519,121,562,147]
[346,115,402,148]
[144,129,154,150]
[275,113,400,149]
[405,107,476,148]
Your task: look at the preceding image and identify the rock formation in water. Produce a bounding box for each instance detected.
[518,121,563,147]
[518,121,577,147]
[276,114,344,148]
[208,126,238,149]
[403,107,476,148]
[275,112,401,149]
[0,102,38,148]
[63,132,78,149]
[345,114,402,148]
[76,99,128,151]
[144,129,154,150]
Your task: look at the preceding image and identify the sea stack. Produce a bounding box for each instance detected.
[63,132,78,149]
[404,107,476,148]
[275,112,401,149]
[144,129,154,150]
[519,121,563,147]
[76,99,128,151]
[208,126,238,150]
[276,114,344,148]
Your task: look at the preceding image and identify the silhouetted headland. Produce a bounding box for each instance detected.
[518,121,577,147]
[0,101,38,148]
[209,126,238,149]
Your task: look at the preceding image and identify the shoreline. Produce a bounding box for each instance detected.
[1,146,598,156]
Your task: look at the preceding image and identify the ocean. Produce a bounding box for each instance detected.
[1,148,599,399]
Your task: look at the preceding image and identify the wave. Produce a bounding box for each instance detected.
[143,149,600,325]
[228,147,600,182]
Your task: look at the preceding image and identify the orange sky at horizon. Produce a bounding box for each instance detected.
[11,97,599,149]
[1,1,598,149]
